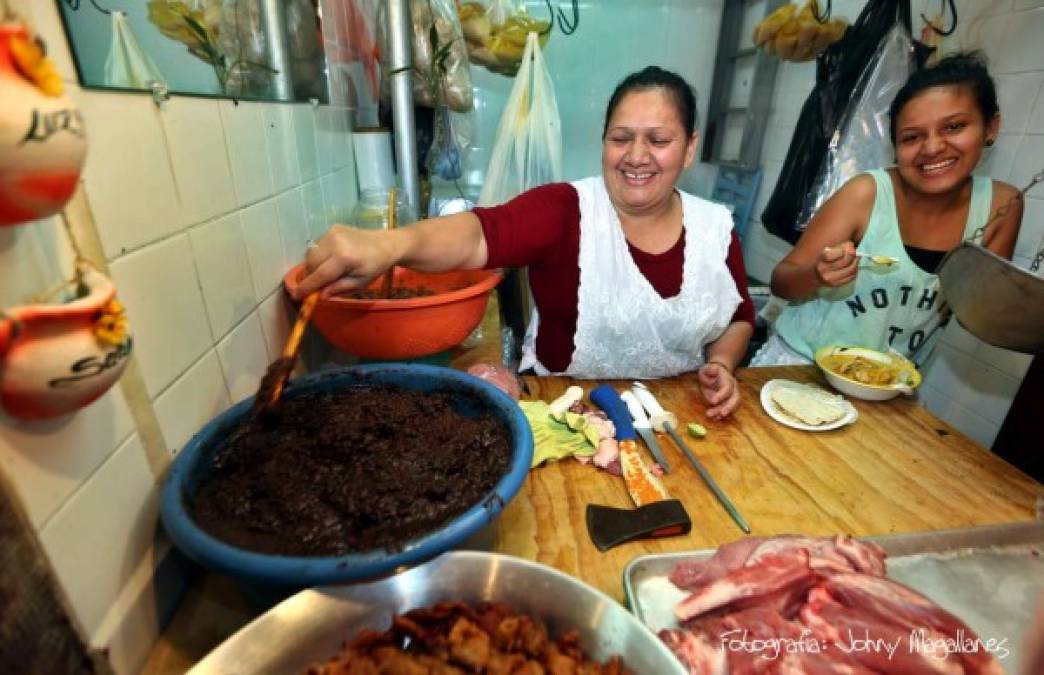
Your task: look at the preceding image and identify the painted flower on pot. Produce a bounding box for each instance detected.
[0,265,133,420]
[0,22,88,226]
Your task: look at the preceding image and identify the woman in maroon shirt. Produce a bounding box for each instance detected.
[295,66,754,419]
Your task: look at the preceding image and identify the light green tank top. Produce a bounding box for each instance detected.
[775,169,993,360]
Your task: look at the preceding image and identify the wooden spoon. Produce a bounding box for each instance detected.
[380,187,398,298]
[253,290,320,418]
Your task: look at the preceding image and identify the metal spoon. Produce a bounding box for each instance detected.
[858,254,900,267]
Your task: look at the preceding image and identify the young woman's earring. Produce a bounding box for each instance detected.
[985,138,995,147]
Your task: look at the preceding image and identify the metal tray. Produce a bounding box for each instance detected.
[623,521,1044,673]
[190,550,685,675]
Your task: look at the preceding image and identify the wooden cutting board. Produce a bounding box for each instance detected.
[490,366,1041,602]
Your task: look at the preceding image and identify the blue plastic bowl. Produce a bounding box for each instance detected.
[159,364,533,591]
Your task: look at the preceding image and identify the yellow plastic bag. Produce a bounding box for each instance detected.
[458,0,549,77]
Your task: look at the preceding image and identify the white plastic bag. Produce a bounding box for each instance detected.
[478,31,561,206]
[105,11,167,89]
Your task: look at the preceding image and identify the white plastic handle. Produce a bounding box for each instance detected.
[631,382,665,416]
[548,385,583,418]
[620,390,652,429]
[630,382,679,432]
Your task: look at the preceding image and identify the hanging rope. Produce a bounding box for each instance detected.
[812,0,832,24]
[60,0,112,14]
[543,0,579,36]
[921,0,957,37]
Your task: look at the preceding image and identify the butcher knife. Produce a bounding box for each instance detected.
[585,384,691,551]
[620,389,670,472]
[631,381,751,534]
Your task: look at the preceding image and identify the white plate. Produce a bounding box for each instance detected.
[759,379,857,432]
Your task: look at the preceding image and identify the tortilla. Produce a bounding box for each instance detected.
[770,385,847,426]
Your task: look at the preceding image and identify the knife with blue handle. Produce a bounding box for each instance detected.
[585,384,690,551]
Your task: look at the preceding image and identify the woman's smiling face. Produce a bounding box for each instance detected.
[893,85,999,195]
[602,88,698,215]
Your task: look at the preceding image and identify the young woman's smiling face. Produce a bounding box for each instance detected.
[893,85,999,196]
[602,88,698,216]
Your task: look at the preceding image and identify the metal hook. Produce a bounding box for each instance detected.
[543,0,579,36]
[812,0,832,24]
[60,0,111,15]
[920,0,957,37]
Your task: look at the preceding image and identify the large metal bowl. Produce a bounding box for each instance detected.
[188,551,686,675]
[938,242,1044,354]
[160,364,533,592]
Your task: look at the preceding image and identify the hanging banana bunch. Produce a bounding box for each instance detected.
[753,0,848,62]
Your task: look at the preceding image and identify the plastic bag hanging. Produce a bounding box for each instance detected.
[428,105,462,181]
[105,11,168,89]
[796,24,915,229]
[759,0,926,244]
[458,0,550,77]
[479,31,561,206]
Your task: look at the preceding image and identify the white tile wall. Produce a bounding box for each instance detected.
[220,101,276,207]
[257,291,296,361]
[215,313,271,404]
[276,188,311,272]
[240,198,287,300]
[976,132,1019,181]
[161,98,238,226]
[1008,134,1044,188]
[265,105,303,193]
[38,433,158,636]
[315,107,340,176]
[189,212,257,338]
[1015,197,1044,261]
[1013,0,1044,12]
[0,389,135,528]
[0,1,361,672]
[995,73,1044,135]
[1028,80,1044,131]
[153,351,232,457]
[293,105,321,182]
[109,235,213,399]
[995,8,1044,74]
[78,91,185,259]
[301,179,329,241]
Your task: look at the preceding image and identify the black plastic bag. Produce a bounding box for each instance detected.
[760,0,930,244]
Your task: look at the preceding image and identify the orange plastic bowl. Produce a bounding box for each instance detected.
[283,265,502,359]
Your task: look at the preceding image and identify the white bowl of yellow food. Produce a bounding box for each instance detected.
[814,345,922,401]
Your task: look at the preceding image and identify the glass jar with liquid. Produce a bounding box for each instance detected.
[350,188,418,230]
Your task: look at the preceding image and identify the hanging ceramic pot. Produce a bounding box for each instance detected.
[0,22,88,226]
[0,264,132,420]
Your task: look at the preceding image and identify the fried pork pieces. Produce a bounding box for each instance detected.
[308,601,631,675]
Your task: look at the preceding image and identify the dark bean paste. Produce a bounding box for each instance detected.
[190,385,512,556]
[341,286,437,299]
